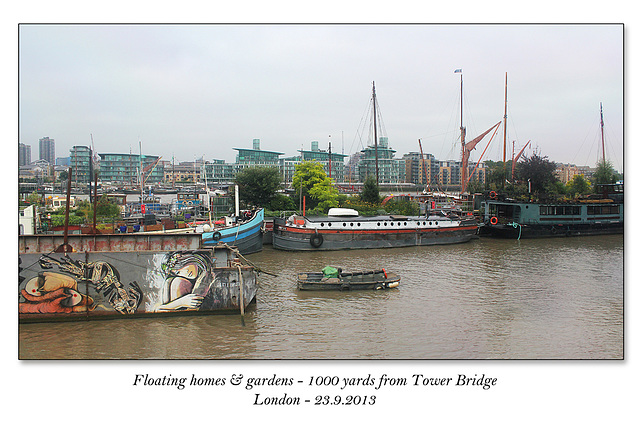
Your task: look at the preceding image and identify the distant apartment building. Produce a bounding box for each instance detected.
[234,139,283,171]
[98,152,164,184]
[202,159,235,185]
[403,152,438,186]
[357,137,406,184]
[56,157,71,166]
[19,143,31,166]
[554,163,597,184]
[39,137,55,164]
[70,146,92,184]
[299,140,347,183]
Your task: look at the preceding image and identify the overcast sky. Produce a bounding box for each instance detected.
[19,24,623,173]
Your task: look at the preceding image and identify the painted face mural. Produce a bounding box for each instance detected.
[156,251,216,312]
[19,272,95,314]
[20,254,143,315]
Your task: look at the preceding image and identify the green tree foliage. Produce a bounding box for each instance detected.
[360,174,380,204]
[567,174,592,197]
[235,166,282,208]
[267,193,298,212]
[483,160,509,190]
[515,153,558,196]
[591,160,619,187]
[384,198,420,216]
[292,161,339,212]
[25,191,42,206]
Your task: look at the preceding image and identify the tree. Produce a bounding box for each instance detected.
[292,161,338,211]
[235,166,282,208]
[360,174,380,204]
[567,174,591,197]
[591,160,619,187]
[515,153,557,196]
[25,191,42,206]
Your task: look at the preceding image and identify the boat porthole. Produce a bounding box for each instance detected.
[321,222,324,227]
[350,223,353,227]
[328,222,332,226]
[435,221,438,225]
[390,222,394,226]
[377,222,381,226]
[384,222,388,226]
[357,223,361,227]
[429,222,432,225]
[343,223,347,227]
[404,222,407,226]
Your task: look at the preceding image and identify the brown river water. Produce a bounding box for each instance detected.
[18,234,623,359]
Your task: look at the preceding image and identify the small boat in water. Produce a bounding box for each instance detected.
[297,266,400,291]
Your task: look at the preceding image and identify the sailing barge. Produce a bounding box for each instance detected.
[273,208,478,251]
[18,234,257,323]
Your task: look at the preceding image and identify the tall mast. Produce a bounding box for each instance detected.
[373,81,379,185]
[503,72,508,186]
[600,102,606,163]
[139,140,143,204]
[455,69,466,191]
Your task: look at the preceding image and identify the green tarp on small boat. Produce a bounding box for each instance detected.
[322,266,340,278]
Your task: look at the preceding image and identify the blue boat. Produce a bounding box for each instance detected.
[201,208,264,254]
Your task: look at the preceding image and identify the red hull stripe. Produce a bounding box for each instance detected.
[280,225,477,235]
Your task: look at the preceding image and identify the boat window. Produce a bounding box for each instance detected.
[357,223,361,226]
[429,222,432,225]
[328,222,332,226]
[435,221,438,225]
[390,222,394,226]
[377,222,381,226]
[350,223,354,227]
[343,223,347,227]
[404,222,407,226]
[320,223,324,227]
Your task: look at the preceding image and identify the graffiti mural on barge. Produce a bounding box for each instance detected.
[19,248,251,320]
[145,251,235,312]
[19,254,143,315]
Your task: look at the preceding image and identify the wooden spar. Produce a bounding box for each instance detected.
[92,171,98,234]
[373,81,379,185]
[600,102,606,163]
[418,139,427,187]
[458,70,466,190]
[461,122,501,193]
[503,72,508,185]
[468,123,502,187]
[56,167,73,253]
[512,140,531,179]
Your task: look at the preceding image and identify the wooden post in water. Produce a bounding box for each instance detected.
[237,265,245,326]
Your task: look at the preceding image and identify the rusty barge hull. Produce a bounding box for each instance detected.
[19,234,257,323]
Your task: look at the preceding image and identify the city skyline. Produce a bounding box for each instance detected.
[19,24,624,174]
